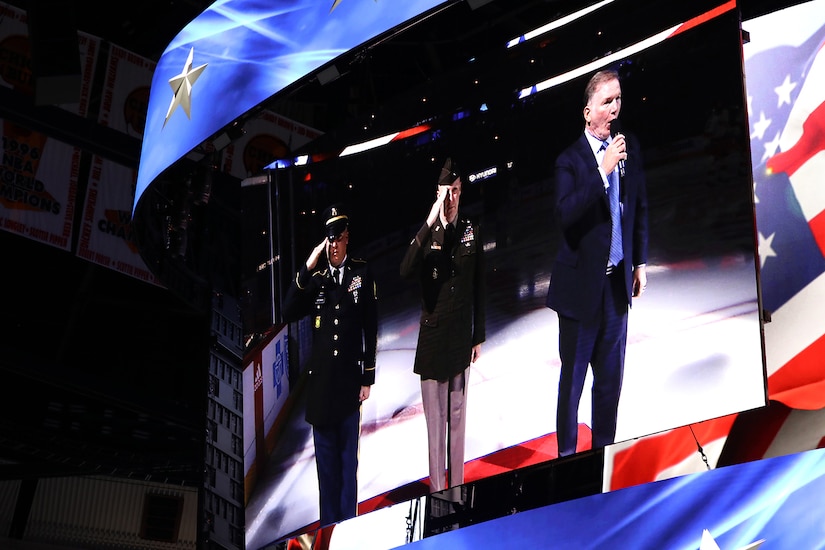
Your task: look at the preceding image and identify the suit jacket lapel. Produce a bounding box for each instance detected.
[575,133,595,167]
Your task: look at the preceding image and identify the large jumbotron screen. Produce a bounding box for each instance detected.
[242,1,767,546]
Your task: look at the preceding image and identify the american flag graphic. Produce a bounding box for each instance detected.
[750,18,825,409]
[607,1,825,490]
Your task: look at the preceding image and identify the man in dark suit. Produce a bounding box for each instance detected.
[282,204,378,526]
[546,69,649,457]
[401,158,486,492]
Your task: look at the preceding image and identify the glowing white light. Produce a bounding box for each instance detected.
[339,132,399,157]
[519,25,678,98]
[507,0,615,48]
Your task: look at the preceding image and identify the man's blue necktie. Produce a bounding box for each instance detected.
[602,141,623,268]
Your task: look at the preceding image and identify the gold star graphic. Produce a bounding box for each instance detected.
[330,0,377,13]
[164,47,207,128]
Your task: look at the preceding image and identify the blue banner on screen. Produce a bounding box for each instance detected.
[405,448,825,549]
[134,0,448,214]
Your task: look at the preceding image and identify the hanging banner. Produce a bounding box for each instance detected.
[99,43,155,137]
[77,42,162,285]
[73,32,101,117]
[77,156,162,286]
[0,2,33,95]
[0,123,75,251]
[0,5,101,251]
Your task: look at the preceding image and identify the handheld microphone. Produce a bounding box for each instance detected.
[611,119,626,178]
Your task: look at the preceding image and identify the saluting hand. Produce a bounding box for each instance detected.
[306,239,328,270]
[426,185,450,227]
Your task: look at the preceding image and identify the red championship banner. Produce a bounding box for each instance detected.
[221,110,322,179]
[77,156,162,286]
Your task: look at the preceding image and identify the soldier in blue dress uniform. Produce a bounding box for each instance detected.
[283,204,378,527]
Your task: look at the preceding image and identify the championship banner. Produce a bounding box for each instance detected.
[221,110,322,180]
[0,125,76,251]
[77,156,162,286]
[0,2,33,95]
[73,32,101,117]
[98,43,155,136]
[0,6,100,115]
[77,43,161,284]
[0,3,98,252]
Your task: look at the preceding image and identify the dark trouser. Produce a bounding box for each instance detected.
[556,266,628,457]
[312,407,361,527]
